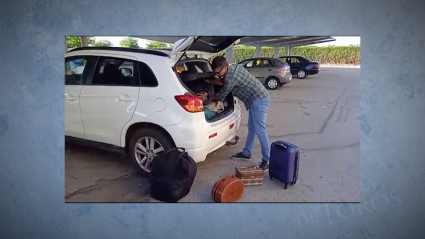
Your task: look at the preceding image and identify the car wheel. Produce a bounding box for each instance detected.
[128,128,175,175]
[297,70,307,79]
[265,77,280,90]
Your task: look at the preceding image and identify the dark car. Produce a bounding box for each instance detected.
[279,56,320,79]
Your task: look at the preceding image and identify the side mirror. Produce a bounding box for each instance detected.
[121,68,132,76]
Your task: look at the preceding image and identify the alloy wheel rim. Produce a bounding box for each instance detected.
[268,79,278,89]
[134,137,164,172]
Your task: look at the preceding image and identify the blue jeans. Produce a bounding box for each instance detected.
[242,97,271,161]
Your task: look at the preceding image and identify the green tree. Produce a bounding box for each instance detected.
[145,41,173,49]
[120,37,140,48]
[65,36,95,49]
[92,40,113,47]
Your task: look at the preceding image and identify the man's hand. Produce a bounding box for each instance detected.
[196,92,208,100]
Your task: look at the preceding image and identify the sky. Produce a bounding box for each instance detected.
[93,36,360,48]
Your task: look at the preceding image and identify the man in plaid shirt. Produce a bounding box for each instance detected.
[197,56,271,171]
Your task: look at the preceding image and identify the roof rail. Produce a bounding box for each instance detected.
[67,47,170,57]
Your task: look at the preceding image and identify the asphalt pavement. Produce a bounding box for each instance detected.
[65,66,360,203]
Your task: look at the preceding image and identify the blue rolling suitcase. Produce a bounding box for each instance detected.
[269,140,300,189]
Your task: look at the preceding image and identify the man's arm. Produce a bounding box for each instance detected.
[214,76,236,101]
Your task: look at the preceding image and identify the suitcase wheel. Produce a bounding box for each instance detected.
[291,182,295,186]
[284,183,288,189]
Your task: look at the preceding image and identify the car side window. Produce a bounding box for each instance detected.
[285,57,291,64]
[262,60,271,67]
[244,60,254,68]
[291,58,300,64]
[139,62,158,87]
[253,59,262,67]
[65,56,90,85]
[176,63,187,73]
[270,60,279,67]
[91,57,139,87]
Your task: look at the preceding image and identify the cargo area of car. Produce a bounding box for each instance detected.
[173,58,235,122]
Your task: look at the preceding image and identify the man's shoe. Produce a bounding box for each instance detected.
[259,160,269,171]
[231,152,252,161]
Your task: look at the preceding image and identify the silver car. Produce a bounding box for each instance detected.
[238,57,292,90]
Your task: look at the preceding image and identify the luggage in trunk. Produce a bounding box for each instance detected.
[183,75,215,104]
[269,140,300,189]
[183,77,234,121]
[211,174,244,202]
[235,165,265,186]
[176,60,235,122]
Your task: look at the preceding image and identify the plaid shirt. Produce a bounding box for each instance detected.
[216,64,270,110]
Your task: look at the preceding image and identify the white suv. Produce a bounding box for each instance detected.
[65,36,242,174]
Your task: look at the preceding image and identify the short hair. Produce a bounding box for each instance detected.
[211,56,228,71]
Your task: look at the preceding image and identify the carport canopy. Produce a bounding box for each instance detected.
[78,36,335,63]
[132,36,335,63]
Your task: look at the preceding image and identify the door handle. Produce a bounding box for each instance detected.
[117,98,135,102]
[65,94,78,102]
[117,96,135,102]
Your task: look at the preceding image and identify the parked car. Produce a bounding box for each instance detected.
[64,36,242,175]
[237,57,292,90]
[279,56,320,79]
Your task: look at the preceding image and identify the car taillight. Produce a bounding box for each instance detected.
[315,64,319,68]
[174,95,204,113]
[281,66,289,72]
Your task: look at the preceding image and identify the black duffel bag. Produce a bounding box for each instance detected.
[149,147,197,203]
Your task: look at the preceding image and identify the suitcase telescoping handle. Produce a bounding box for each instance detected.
[275,142,288,149]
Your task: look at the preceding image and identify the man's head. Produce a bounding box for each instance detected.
[211,56,229,78]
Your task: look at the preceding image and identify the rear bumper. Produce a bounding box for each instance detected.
[163,103,242,163]
[185,114,242,163]
[306,69,319,75]
[278,74,292,83]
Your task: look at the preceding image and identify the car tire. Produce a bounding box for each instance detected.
[297,70,307,79]
[265,77,280,90]
[128,127,175,176]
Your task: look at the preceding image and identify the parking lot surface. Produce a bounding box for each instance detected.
[65,67,360,203]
